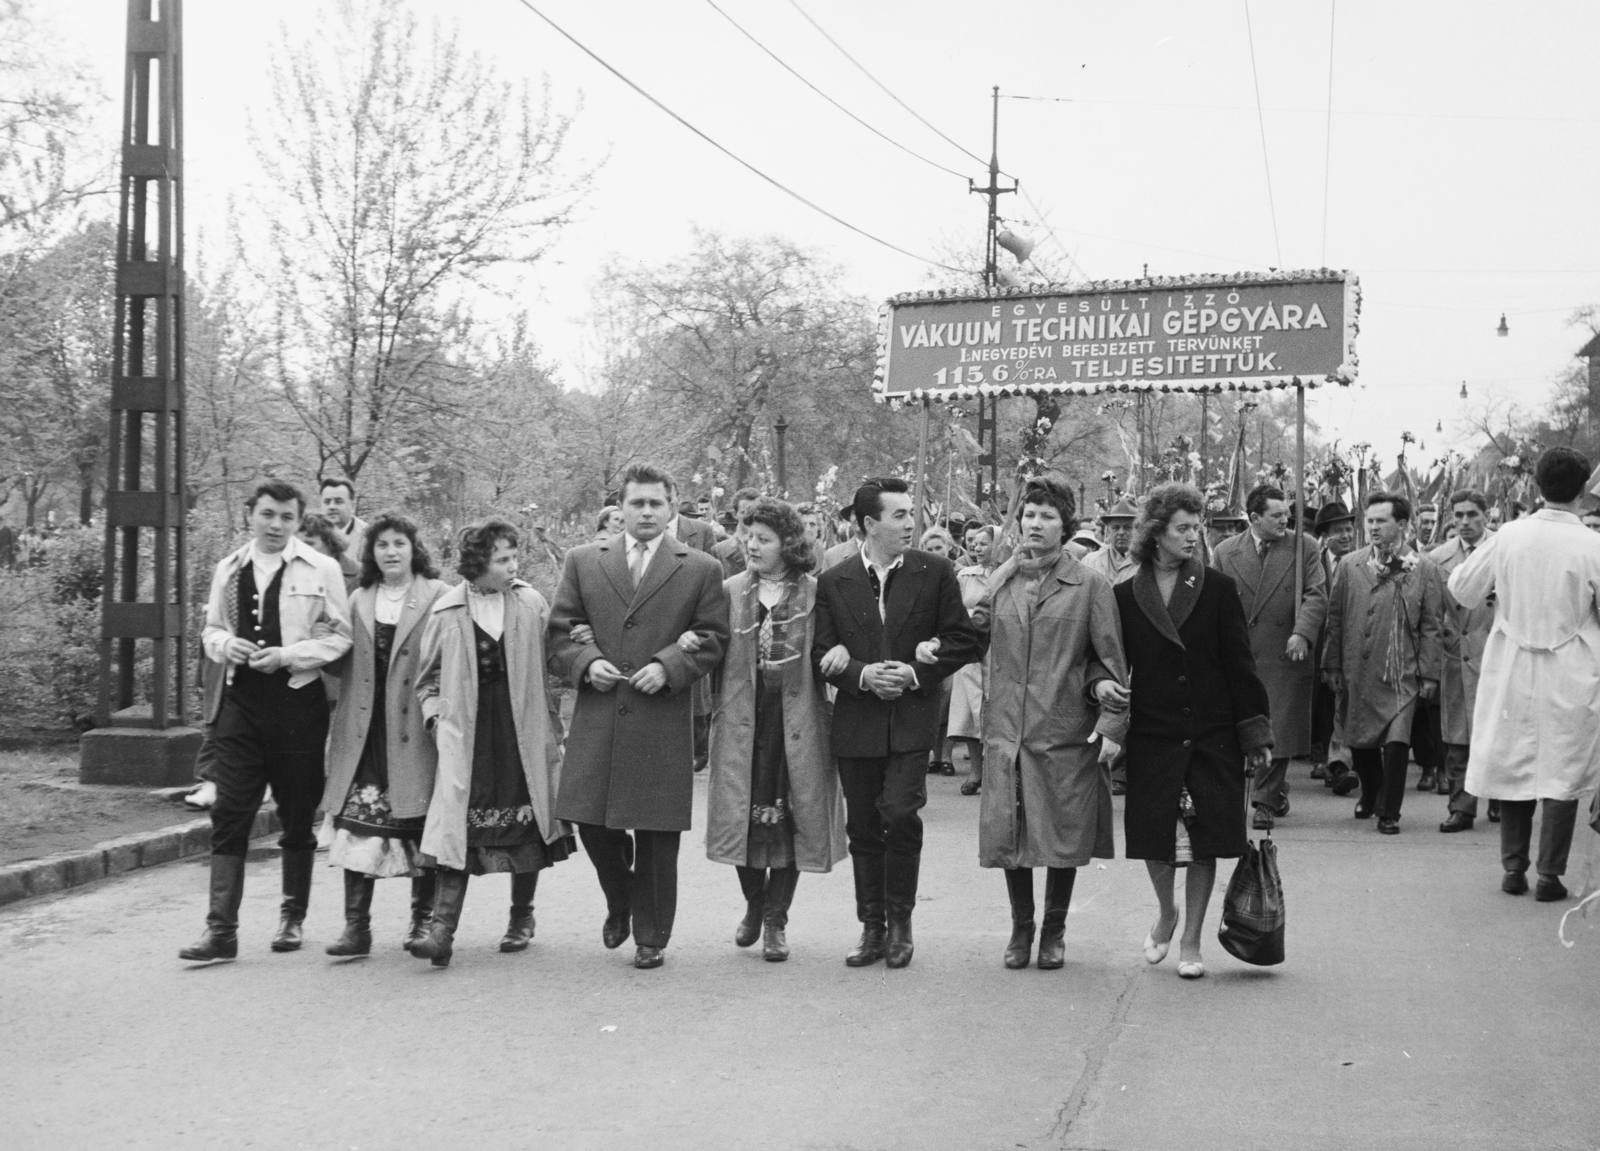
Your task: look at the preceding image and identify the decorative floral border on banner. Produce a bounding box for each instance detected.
[873,269,1361,406]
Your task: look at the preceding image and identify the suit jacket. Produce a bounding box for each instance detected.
[713,534,746,578]
[547,535,730,830]
[673,515,718,555]
[1211,530,1327,757]
[812,547,982,757]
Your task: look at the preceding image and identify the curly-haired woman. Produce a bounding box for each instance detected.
[319,513,449,957]
[410,518,574,968]
[705,497,847,960]
[1110,482,1273,979]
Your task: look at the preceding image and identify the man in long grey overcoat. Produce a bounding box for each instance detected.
[549,463,730,969]
[1212,483,1327,830]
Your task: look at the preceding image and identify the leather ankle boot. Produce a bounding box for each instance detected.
[404,871,436,951]
[1003,867,1036,970]
[411,869,469,968]
[845,853,887,966]
[762,867,799,962]
[1036,867,1076,970]
[884,853,919,969]
[326,870,375,957]
[735,866,765,948]
[271,849,315,952]
[500,871,538,952]
[179,854,246,962]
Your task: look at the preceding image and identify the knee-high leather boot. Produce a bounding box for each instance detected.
[845,853,887,967]
[403,871,436,951]
[1003,867,1036,970]
[884,853,920,969]
[762,867,799,962]
[410,869,469,968]
[326,869,375,957]
[271,849,315,952]
[1036,866,1077,970]
[179,854,246,962]
[500,871,538,952]
[735,866,766,947]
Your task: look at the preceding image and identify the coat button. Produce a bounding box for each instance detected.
[401,706,408,714]
[625,620,635,629]
[1177,675,1187,685]
[1182,707,1192,716]
[618,705,628,715]
[401,734,409,743]
[621,663,633,674]
[1182,739,1192,748]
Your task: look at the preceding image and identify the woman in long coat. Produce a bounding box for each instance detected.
[948,525,996,796]
[411,519,573,968]
[318,513,449,956]
[973,477,1128,970]
[1111,483,1273,980]
[706,497,847,961]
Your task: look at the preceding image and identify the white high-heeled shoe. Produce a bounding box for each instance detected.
[1143,917,1176,965]
[1177,959,1205,979]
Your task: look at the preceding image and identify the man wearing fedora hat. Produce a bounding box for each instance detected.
[1310,500,1359,793]
[1081,496,1139,587]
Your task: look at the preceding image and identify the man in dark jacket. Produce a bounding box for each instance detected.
[813,477,982,969]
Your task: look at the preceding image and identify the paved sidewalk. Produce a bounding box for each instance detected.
[2,771,1596,1150]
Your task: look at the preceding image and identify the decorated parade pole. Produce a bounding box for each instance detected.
[1295,383,1306,609]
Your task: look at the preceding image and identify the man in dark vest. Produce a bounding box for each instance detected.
[813,477,982,969]
[180,480,352,961]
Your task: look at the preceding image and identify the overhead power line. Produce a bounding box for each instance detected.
[1321,0,1336,265]
[506,0,963,272]
[1242,0,1284,268]
[785,0,992,172]
[702,0,969,181]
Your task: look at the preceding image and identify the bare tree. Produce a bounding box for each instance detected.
[251,0,591,481]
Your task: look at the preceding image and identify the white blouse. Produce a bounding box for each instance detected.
[467,584,505,640]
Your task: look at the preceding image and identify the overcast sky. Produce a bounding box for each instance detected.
[55,0,1600,469]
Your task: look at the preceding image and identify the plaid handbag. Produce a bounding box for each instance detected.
[1217,790,1286,966]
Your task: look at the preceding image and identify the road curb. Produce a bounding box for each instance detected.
[0,808,281,909]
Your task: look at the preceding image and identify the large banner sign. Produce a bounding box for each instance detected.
[875,271,1358,402]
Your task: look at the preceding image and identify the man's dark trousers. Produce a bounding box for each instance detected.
[838,752,928,923]
[577,824,681,948]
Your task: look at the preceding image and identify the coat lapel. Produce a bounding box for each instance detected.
[885,553,926,642]
[1166,558,1206,632]
[1034,552,1083,609]
[1131,563,1186,649]
[629,538,686,617]
[390,580,434,655]
[837,558,887,647]
[1251,539,1293,619]
[598,537,633,607]
[351,586,376,642]
[504,581,530,718]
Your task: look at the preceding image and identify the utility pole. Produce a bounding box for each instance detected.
[969,86,1016,514]
[81,0,198,785]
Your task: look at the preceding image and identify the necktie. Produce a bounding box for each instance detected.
[630,540,648,588]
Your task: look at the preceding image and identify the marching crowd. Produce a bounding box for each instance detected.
[177,448,1600,978]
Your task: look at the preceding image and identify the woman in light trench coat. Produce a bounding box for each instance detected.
[971,477,1129,971]
[411,519,574,968]
[318,513,449,957]
[705,498,847,961]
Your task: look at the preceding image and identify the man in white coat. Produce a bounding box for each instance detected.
[1448,448,1600,901]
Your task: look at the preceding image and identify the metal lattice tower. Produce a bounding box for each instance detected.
[81,0,199,784]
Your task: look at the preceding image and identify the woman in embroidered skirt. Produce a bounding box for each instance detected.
[411,518,574,968]
[320,514,449,956]
[1110,483,1273,980]
[704,498,847,961]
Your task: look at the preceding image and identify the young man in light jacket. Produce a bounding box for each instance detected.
[180,480,352,962]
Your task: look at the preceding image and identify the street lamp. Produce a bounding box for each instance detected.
[773,413,789,497]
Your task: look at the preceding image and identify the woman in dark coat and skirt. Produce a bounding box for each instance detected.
[1109,483,1274,979]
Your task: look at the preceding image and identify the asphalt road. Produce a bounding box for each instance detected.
[3,766,1597,1151]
